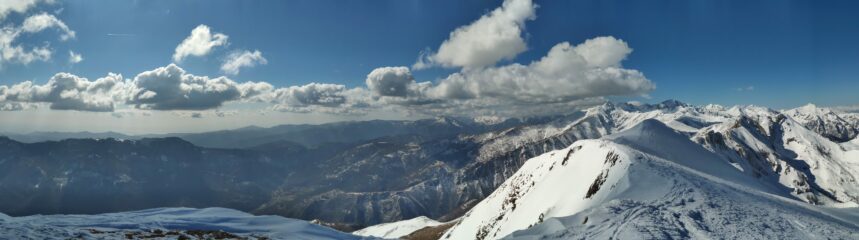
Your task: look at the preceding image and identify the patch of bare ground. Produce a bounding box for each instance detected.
[403,221,458,240]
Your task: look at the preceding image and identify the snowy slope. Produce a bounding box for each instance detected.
[0,207,366,240]
[353,216,443,239]
[844,136,859,151]
[442,120,859,239]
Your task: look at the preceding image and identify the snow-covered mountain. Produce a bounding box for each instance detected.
[0,207,366,239]
[784,103,859,142]
[1,100,858,233]
[694,109,859,206]
[353,216,444,239]
[443,120,859,239]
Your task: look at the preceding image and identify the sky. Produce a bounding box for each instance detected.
[0,0,858,134]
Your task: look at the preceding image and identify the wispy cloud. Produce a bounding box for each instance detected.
[736,86,755,92]
[832,104,859,113]
[106,33,136,37]
[221,50,267,75]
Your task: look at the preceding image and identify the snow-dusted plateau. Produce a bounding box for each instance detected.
[2,100,859,239]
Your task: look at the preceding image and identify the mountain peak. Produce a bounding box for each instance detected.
[609,99,690,113]
[658,99,688,108]
[788,103,837,116]
[608,119,684,143]
[793,103,821,113]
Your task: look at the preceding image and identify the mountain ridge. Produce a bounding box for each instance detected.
[1,100,858,229]
[443,120,859,239]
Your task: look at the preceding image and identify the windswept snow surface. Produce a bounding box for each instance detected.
[0,207,366,239]
[353,216,443,239]
[443,120,859,240]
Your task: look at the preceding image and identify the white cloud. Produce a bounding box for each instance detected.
[363,66,436,107]
[172,24,229,62]
[127,64,255,110]
[68,50,82,64]
[0,72,125,112]
[1,13,74,67]
[355,37,653,117]
[0,0,653,120]
[571,36,633,68]
[414,0,536,69]
[0,0,46,20]
[261,82,377,115]
[403,1,651,117]
[220,49,267,75]
[20,12,76,40]
[236,81,274,101]
[0,36,653,117]
[0,64,275,112]
[388,37,654,116]
[366,66,416,97]
[271,83,346,107]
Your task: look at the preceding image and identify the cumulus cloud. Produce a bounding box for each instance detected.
[436,37,651,101]
[0,37,653,117]
[363,66,436,107]
[68,50,82,64]
[172,24,229,62]
[220,50,267,75]
[366,66,416,97]
[1,12,73,66]
[0,64,276,112]
[268,83,372,115]
[127,64,266,110]
[0,0,654,118]
[271,83,346,107]
[414,0,536,69]
[354,37,653,117]
[21,12,76,40]
[383,37,654,116]
[0,72,125,111]
[403,1,652,117]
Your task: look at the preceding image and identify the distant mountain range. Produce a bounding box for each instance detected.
[1,116,528,149]
[1,100,858,238]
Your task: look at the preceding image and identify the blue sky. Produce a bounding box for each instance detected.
[0,0,858,133]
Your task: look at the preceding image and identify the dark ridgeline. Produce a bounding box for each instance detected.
[0,116,557,227]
